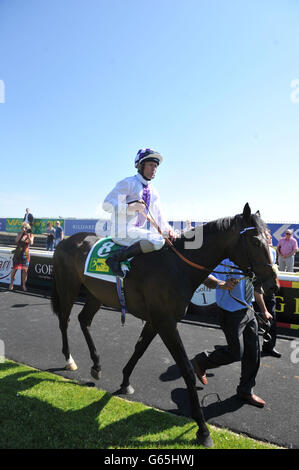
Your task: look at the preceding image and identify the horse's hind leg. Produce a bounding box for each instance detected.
[120,321,157,395]
[158,322,213,448]
[53,276,81,371]
[78,292,102,380]
[59,316,78,371]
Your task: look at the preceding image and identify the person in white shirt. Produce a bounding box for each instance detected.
[102,148,175,277]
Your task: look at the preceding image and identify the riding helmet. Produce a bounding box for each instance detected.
[134,148,163,168]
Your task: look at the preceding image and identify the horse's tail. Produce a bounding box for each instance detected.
[50,241,82,321]
[51,275,60,317]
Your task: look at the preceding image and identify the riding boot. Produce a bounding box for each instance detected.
[106,241,144,277]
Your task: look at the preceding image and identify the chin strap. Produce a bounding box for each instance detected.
[138,166,151,181]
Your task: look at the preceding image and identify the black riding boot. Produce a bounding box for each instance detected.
[106,241,144,277]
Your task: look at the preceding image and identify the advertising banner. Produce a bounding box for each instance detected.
[26,251,86,296]
[5,218,23,233]
[0,250,21,285]
[64,218,110,237]
[32,219,65,235]
[275,279,299,329]
[26,252,54,289]
[5,218,64,235]
[3,218,299,243]
[64,219,97,236]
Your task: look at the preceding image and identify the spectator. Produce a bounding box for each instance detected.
[9,222,34,291]
[182,219,192,234]
[23,208,34,228]
[191,258,272,408]
[276,229,298,272]
[55,221,64,248]
[44,222,55,251]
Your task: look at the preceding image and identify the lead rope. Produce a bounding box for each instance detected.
[227,275,272,339]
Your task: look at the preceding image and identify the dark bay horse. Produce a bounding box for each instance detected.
[51,203,278,447]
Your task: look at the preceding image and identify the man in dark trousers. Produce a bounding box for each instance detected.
[23,208,34,228]
[257,229,281,357]
[192,258,272,408]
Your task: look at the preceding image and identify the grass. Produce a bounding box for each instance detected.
[0,359,281,449]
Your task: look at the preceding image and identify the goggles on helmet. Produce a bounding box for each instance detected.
[134,148,163,168]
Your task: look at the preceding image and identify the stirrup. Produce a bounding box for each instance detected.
[106,257,125,278]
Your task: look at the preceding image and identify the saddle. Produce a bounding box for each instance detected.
[84,237,131,325]
[84,237,131,282]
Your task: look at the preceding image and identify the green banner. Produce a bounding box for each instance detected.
[5,219,23,233]
[32,219,65,235]
[5,218,64,234]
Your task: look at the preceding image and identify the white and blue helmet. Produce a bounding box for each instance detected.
[134,148,163,168]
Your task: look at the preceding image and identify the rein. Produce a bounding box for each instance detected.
[138,201,248,276]
[138,203,209,271]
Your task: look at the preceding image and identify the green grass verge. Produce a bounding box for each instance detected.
[0,360,280,449]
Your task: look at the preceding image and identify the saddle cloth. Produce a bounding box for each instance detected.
[84,237,131,283]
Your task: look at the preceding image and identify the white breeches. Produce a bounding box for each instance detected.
[112,227,165,252]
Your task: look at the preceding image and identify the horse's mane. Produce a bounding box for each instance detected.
[174,212,268,249]
[204,212,267,234]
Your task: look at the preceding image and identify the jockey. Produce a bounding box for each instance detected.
[102,148,176,277]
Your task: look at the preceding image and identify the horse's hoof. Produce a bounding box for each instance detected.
[91,367,102,380]
[196,430,214,448]
[65,361,78,371]
[119,384,135,395]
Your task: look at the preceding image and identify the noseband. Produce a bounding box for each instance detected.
[235,226,273,278]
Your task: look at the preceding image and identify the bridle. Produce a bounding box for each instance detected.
[136,200,273,338]
[236,226,273,277]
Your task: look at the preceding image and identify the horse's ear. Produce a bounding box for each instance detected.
[255,210,261,217]
[242,203,251,222]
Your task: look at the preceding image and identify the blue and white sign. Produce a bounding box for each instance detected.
[0,218,6,231]
[64,218,111,237]
[64,219,98,236]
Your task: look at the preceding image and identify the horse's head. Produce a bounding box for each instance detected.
[228,203,279,296]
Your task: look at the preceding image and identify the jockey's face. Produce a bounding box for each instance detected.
[141,161,158,180]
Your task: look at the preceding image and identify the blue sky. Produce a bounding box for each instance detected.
[1,0,298,223]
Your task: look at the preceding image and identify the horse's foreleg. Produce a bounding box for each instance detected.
[120,321,157,395]
[158,323,213,448]
[78,295,102,380]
